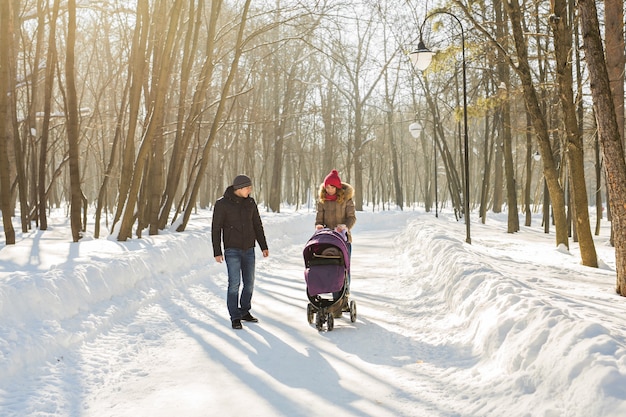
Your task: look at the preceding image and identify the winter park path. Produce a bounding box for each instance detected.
[3,211,456,417]
[2,209,626,417]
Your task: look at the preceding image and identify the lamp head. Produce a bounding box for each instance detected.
[409,40,434,71]
[409,122,421,139]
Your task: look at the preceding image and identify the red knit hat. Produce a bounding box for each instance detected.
[324,169,342,188]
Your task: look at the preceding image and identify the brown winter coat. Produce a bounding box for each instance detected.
[315,182,356,242]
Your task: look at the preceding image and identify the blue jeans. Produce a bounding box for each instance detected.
[224,248,255,321]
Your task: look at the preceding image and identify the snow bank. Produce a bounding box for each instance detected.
[0,227,214,381]
[396,217,626,417]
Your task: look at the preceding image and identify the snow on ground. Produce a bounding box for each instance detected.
[1,207,625,417]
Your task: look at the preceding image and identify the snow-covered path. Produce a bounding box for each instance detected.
[80,214,447,417]
[5,211,442,417]
[2,209,626,417]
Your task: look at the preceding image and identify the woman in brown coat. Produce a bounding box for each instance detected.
[315,169,356,303]
[315,169,357,241]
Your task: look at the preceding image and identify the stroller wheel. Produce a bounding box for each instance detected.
[307,304,314,324]
[327,313,334,331]
[315,313,324,331]
[349,300,357,323]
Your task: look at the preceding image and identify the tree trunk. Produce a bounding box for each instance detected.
[111,0,149,233]
[158,0,212,229]
[479,111,494,224]
[7,5,28,234]
[353,105,364,211]
[320,78,337,177]
[604,0,625,248]
[268,134,285,212]
[117,0,184,241]
[593,122,602,236]
[502,98,519,233]
[524,112,533,226]
[494,0,517,232]
[605,0,625,146]
[147,126,164,236]
[0,0,15,244]
[550,0,597,266]
[37,0,60,232]
[65,0,83,242]
[387,108,403,210]
[491,125,503,214]
[578,0,626,294]
[505,0,569,248]
[94,79,127,238]
[269,55,300,213]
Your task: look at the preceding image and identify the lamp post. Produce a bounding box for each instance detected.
[409,11,471,244]
[409,122,438,217]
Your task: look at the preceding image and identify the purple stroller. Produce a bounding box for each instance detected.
[303,229,357,331]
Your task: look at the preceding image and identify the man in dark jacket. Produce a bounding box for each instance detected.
[212,175,269,329]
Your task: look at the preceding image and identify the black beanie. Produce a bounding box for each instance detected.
[232,174,252,190]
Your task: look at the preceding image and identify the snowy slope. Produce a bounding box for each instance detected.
[1,208,625,417]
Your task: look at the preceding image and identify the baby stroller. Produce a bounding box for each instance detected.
[303,229,357,331]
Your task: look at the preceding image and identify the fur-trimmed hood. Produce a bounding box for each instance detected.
[318,182,354,204]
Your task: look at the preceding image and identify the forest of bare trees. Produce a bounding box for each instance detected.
[1,0,626,293]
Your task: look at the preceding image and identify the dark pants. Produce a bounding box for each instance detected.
[334,242,352,300]
[224,247,255,321]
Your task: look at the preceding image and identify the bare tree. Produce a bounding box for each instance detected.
[491,0,519,232]
[37,0,61,231]
[315,10,398,211]
[418,75,464,219]
[116,0,185,241]
[550,0,597,266]
[110,0,149,236]
[64,0,84,241]
[177,0,253,231]
[577,0,626,294]
[8,6,28,234]
[605,0,624,146]
[0,0,15,244]
[268,45,302,213]
[157,0,208,229]
[604,0,625,243]
[457,0,569,248]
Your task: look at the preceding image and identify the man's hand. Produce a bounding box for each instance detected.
[262,249,269,258]
[215,255,223,263]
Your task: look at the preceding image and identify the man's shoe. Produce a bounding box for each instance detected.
[241,313,258,323]
[232,319,243,329]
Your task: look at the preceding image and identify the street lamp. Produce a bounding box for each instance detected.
[409,11,471,244]
[409,122,438,217]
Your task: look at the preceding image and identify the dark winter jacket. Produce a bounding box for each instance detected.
[211,186,268,257]
[315,182,356,242]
